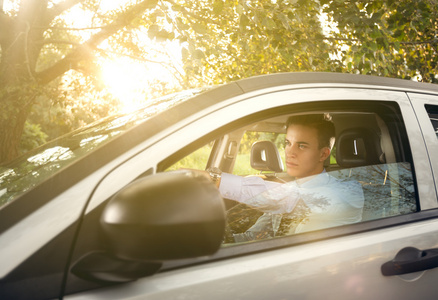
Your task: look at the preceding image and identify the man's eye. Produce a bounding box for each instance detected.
[298,144,307,149]
[285,141,291,147]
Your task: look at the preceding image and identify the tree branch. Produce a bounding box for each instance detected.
[400,38,438,46]
[323,37,438,46]
[36,0,158,84]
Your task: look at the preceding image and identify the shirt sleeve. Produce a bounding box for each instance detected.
[219,173,301,214]
[219,173,278,201]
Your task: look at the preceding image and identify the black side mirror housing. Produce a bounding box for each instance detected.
[100,170,226,262]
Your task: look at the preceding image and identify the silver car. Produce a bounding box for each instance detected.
[1,72,438,299]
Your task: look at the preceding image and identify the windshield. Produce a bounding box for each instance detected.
[0,89,205,208]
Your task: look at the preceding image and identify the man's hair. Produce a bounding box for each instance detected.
[286,113,335,149]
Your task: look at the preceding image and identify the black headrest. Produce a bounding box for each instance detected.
[250,141,284,173]
[336,128,384,168]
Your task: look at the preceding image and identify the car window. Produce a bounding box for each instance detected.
[225,162,416,243]
[425,104,438,138]
[234,131,285,176]
[166,142,214,171]
[233,131,338,176]
[161,105,418,246]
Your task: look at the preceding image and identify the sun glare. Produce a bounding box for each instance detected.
[101,59,148,112]
[100,57,179,113]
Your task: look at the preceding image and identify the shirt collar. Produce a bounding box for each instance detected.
[296,169,330,188]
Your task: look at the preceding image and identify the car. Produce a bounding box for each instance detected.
[1,72,438,299]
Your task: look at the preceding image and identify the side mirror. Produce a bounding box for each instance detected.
[100,170,226,262]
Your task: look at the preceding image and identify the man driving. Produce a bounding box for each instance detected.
[208,113,364,234]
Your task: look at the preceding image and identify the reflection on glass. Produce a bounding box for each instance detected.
[425,105,438,138]
[0,89,206,208]
[224,163,417,244]
[27,146,74,165]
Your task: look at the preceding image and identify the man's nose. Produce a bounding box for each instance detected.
[286,144,297,157]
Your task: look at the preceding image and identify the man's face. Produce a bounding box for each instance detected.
[284,125,330,179]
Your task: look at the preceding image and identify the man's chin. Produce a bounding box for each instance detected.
[286,170,300,178]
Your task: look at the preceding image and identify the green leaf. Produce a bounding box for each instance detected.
[263,18,277,30]
[213,0,225,15]
[145,0,158,9]
[193,49,205,59]
[193,23,208,34]
[239,14,250,28]
[181,47,189,60]
[277,13,291,30]
[148,24,160,39]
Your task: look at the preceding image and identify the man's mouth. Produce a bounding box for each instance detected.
[286,161,298,168]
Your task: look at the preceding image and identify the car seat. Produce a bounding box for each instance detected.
[250,140,286,183]
[336,127,385,168]
[335,127,395,221]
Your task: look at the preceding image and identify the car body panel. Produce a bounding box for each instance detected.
[66,217,438,300]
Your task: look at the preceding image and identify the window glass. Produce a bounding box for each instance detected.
[234,131,285,176]
[224,162,417,243]
[166,142,214,171]
[425,104,438,138]
[160,107,418,246]
[234,131,337,176]
[0,89,205,209]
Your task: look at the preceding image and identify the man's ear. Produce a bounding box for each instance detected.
[319,147,331,162]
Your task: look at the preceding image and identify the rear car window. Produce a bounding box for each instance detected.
[425,104,438,138]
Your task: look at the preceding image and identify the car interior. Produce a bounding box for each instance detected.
[211,112,395,175]
[198,110,417,243]
[159,103,418,244]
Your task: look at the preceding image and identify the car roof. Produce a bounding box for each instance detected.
[235,72,438,94]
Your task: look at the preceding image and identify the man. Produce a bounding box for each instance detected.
[209,114,364,235]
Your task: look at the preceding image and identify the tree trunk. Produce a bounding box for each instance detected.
[0,94,32,165]
[0,0,156,165]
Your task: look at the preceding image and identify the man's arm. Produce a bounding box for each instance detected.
[219,173,302,214]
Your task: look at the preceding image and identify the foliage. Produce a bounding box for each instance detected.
[166,143,213,171]
[321,0,438,81]
[163,0,336,86]
[26,72,122,143]
[19,122,48,153]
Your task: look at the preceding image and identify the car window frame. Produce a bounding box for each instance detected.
[407,92,438,204]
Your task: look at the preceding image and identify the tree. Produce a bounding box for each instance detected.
[320,0,438,81]
[0,0,331,165]
[171,0,336,86]
[0,0,161,164]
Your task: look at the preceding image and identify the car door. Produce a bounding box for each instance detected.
[65,86,438,299]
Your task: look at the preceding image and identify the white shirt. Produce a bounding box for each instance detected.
[219,171,364,233]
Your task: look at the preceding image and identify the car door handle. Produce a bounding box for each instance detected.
[381,247,438,276]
